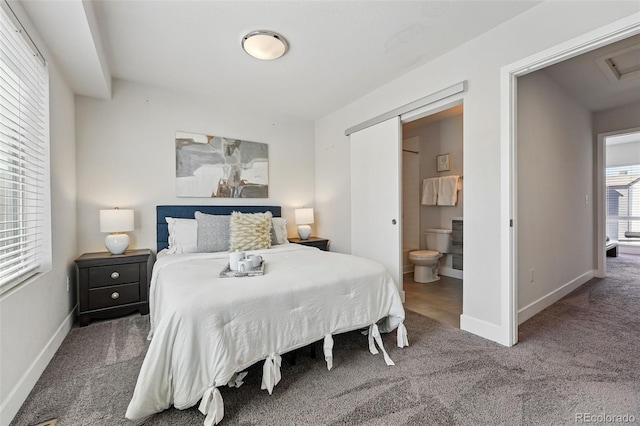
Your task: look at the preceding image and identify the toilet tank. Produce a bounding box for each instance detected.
[425,229,452,253]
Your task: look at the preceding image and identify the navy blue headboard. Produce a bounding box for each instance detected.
[157,205,282,252]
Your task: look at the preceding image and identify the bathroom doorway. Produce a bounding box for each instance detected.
[401,105,464,328]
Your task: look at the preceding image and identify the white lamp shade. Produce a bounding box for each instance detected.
[295,208,314,225]
[100,209,134,233]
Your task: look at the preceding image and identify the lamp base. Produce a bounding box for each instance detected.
[297,225,311,240]
[105,233,130,255]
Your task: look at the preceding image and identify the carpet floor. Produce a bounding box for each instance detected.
[10,255,639,426]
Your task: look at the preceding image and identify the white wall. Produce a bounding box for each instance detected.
[314,1,639,343]
[0,4,77,423]
[593,101,640,137]
[607,140,640,167]
[75,79,315,254]
[516,71,594,318]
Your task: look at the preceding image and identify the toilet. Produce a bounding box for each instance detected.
[408,229,452,283]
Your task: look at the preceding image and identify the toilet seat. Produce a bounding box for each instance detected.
[409,250,440,260]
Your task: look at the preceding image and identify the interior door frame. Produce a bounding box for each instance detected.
[597,126,640,277]
[501,16,640,346]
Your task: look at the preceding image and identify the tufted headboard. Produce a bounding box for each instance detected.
[156,205,282,252]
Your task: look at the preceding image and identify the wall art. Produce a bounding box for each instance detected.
[176,131,268,198]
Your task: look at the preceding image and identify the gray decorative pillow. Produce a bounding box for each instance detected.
[230,211,273,251]
[195,211,230,252]
[270,217,288,245]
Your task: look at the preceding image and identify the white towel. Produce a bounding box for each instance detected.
[421,178,439,205]
[437,175,461,206]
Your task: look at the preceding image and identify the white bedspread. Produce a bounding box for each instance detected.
[126,244,406,423]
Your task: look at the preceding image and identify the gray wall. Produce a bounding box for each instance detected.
[516,71,594,317]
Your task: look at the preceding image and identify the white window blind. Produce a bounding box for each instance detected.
[606,164,640,242]
[0,2,50,292]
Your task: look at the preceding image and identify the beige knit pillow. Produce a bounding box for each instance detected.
[229,211,273,251]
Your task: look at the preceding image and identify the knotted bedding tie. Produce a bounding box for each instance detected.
[367,324,395,366]
[198,386,224,426]
[323,334,334,370]
[227,371,248,388]
[397,322,409,348]
[261,353,282,394]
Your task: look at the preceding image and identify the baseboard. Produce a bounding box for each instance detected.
[619,244,640,255]
[403,264,414,274]
[0,306,76,426]
[440,266,463,280]
[518,270,594,325]
[460,314,511,346]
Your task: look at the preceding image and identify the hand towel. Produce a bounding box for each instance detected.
[421,178,439,205]
[437,175,461,206]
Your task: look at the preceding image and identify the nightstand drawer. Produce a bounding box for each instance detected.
[88,263,139,288]
[89,282,140,310]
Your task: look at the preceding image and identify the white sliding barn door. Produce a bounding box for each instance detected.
[350,117,402,291]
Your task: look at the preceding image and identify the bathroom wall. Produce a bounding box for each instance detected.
[403,106,464,274]
[402,136,420,250]
[402,137,420,273]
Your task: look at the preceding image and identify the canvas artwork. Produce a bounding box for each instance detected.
[176,132,268,198]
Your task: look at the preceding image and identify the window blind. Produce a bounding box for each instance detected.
[606,164,640,242]
[0,2,50,292]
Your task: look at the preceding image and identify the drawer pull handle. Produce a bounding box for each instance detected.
[110,271,120,279]
[111,292,120,300]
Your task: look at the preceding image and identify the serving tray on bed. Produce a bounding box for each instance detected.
[220,261,265,278]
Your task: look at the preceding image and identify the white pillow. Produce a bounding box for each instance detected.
[166,217,198,254]
[271,217,289,245]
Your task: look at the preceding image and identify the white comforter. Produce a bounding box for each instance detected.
[126,244,406,424]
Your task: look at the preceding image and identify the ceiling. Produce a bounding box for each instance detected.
[541,33,640,112]
[17,0,543,121]
[15,1,640,121]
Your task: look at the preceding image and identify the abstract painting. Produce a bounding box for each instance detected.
[176,132,269,198]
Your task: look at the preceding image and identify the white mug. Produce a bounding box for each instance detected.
[229,251,245,271]
[237,258,253,273]
[247,254,262,268]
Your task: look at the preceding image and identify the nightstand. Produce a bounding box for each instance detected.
[288,237,330,251]
[75,249,154,327]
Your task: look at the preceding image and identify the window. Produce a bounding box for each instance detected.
[0,2,50,293]
[606,164,640,244]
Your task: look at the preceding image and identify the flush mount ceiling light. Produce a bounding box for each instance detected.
[242,30,289,60]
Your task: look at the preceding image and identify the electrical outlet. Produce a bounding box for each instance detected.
[66,276,70,292]
[529,268,534,283]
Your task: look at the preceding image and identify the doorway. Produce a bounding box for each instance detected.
[401,105,464,328]
[506,22,640,344]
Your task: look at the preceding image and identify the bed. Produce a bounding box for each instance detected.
[125,205,407,425]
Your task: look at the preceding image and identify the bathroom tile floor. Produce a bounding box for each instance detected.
[403,273,463,328]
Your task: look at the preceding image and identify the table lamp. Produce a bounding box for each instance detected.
[100,208,134,255]
[294,208,314,240]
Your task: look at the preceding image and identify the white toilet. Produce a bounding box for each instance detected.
[408,229,452,283]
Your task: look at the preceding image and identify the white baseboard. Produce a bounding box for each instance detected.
[460,314,511,346]
[518,270,594,325]
[619,244,640,255]
[403,264,414,274]
[440,266,463,280]
[0,306,76,426]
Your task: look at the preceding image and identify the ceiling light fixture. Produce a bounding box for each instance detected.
[242,30,289,60]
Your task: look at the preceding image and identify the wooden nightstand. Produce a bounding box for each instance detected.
[288,237,330,251]
[75,249,154,327]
